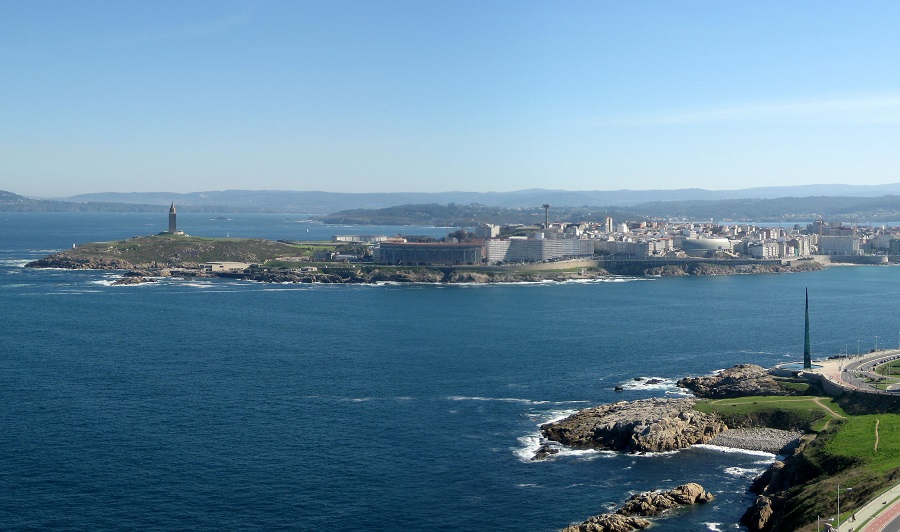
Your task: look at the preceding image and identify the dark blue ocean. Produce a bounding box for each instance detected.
[2,212,899,531]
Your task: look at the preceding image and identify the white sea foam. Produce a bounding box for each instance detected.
[723,466,765,478]
[615,376,693,396]
[513,432,615,463]
[447,395,587,406]
[704,523,724,531]
[0,259,30,267]
[179,281,217,289]
[692,444,777,459]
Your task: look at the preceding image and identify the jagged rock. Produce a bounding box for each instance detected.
[112,276,155,285]
[541,398,726,453]
[562,483,713,532]
[677,364,797,398]
[561,513,652,532]
[531,443,560,461]
[740,495,776,531]
[618,483,715,516]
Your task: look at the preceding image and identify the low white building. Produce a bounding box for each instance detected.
[202,262,251,273]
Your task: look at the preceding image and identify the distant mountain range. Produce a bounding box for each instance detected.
[4,184,900,223]
[60,183,900,212]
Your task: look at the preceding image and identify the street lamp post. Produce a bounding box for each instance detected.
[875,335,879,352]
[858,339,861,358]
[837,485,852,531]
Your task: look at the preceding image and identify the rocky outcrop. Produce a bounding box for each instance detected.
[740,495,777,531]
[541,398,726,453]
[677,364,797,398]
[619,483,715,516]
[562,483,715,532]
[112,276,155,285]
[561,514,651,532]
[26,254,138,270]
[610,261,825,277]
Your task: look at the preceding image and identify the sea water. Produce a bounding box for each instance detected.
[1,212,899,530]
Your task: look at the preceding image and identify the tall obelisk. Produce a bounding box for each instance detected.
[803,288,812,369]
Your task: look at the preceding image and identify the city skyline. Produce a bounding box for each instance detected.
[5,1,900,197]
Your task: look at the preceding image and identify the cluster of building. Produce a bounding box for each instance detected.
[355,217,900,267]
[160,202,900,268]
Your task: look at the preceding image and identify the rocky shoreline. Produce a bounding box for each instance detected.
[540,364,821,531]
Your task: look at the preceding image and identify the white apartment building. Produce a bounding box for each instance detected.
[485,237,594,263]
[817,236,861,255]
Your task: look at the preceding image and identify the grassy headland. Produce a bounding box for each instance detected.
[696,395,900,531]
[27,235,320,269]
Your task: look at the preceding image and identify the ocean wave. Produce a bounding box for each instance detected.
[513,433,616,463]
[723,466,765,479]
[447,396,588,406]
[614,376,692,396]
[704,523,724,531]
[0,259,31,267]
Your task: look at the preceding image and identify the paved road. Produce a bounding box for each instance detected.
[851,481,900,532]
[821,350,900,394]
[861,502,900,532]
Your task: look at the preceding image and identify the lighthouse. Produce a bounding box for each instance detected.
[168,203,177,234]
[161,203,185,235]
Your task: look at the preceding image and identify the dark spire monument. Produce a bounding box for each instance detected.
[804,288,812,369]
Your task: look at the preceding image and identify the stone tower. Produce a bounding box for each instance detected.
[168,203,177,234]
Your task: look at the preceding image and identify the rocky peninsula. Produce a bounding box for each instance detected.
[26,234,828,285]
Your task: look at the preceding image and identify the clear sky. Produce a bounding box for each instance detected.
[4,1,900,197]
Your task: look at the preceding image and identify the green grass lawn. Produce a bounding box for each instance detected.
[696,395,900,530]
[876,360,900,377]
[825,414,900,475]
[694,395,844,432]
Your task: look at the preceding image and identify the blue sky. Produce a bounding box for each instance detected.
[4,1,900,197]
